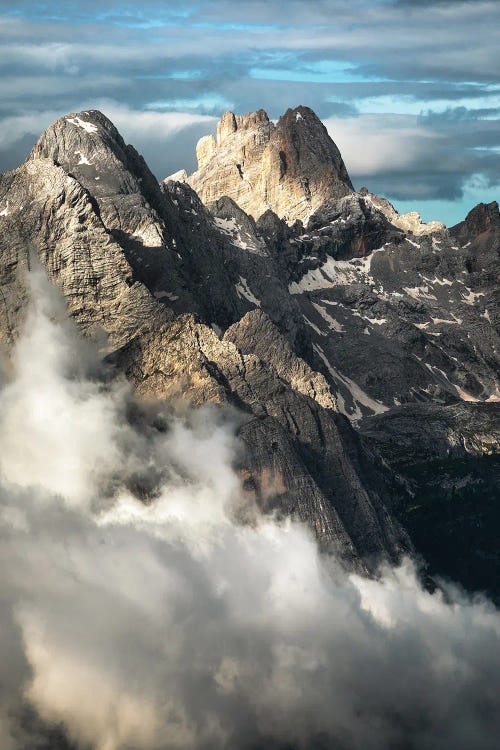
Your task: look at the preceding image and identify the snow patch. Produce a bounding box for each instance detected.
[364,317,387,326]
[455,388,481,402]
[214,216,263,253]
[289,247,387,294]
[66,116,98,134]
[424,363,481,403]
[311,303,345,333]
[431,316,462,325]
[214,217,237,233]
[403,286,437,301]
[313,344,388,422]
[406,238,420,249]
[75,150,92,166]
[235,277,260,306]
[303,315,325,336]
[0,201,9,217]
[154,291,179,302]
[461,289,485,305]
[422,276,453,287]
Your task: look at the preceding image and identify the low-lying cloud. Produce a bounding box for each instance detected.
[0,268,499,750]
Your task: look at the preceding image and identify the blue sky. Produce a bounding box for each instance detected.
[0,0,499,224]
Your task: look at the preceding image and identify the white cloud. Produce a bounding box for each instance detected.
[146,94,234,114]
[0,103,215,153]
[324,113,442,176]
[0,109,66,149]
[0,74,128,101]
[337,91,500,118]
[0,267,499,750]
[94,102,217,142]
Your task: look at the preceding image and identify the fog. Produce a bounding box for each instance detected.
[0,269,499,750]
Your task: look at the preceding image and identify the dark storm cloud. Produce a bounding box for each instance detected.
[0,0,498,222]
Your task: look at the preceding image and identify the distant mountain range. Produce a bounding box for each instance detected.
[1,105,498,597]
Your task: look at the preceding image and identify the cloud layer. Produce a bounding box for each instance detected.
[0,269,500,750]
[0,1,499,224]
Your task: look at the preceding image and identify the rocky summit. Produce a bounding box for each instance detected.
[183,106,353,223]
[0,106,499,597]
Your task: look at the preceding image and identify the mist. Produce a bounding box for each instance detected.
[0,269,499,750]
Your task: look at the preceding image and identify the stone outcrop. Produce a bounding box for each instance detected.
[184,106,353,223]
[359,187,446,235]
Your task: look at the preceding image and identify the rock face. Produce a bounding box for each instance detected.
[278,192,500,415]
[185,106,353,223]
[359,187,446,235]
[0,151,167,350]
[360,402,500,601]
[111,311,406,569]
[451,200,500,240]
[0,106,499,597]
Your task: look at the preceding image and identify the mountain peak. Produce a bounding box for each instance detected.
[31,110,122,156]
[462,200,499,234]
[29,109,162,206]
[281,105,320,123]
[216,109,270,145]
[29,109,127,179]
[183,105,353,223]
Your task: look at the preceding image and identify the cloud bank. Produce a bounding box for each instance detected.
[0,269,499,750]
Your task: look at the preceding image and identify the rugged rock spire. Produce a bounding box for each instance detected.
[184,106,353,223]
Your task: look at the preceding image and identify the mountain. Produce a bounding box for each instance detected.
[0,106,498,596]
[183,106,353,223]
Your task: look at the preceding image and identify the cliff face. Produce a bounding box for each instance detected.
[185,106,353,223]
[0,106,498,595]
[359,402,500,601]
